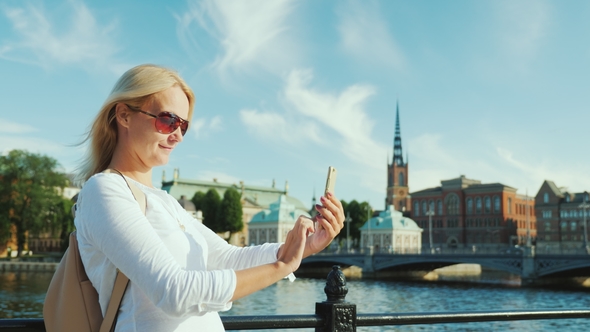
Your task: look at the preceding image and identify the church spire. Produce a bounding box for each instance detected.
[393,100,404,166]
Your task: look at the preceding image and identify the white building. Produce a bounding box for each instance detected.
[360,205,423,253]
[248,195,311,245]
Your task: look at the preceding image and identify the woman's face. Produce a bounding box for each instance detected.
[125,85,190,169]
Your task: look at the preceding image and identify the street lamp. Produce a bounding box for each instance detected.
[367,208,372,248]
[579,196,590,253]
[425,205,435,254]
[344,212,352,253]
[525,190,532,247]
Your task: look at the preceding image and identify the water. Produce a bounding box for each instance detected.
[2,271,590,331]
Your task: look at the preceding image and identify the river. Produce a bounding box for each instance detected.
[1,271,590,331]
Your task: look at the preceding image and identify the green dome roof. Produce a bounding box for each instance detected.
[359,205,422,231]
[250,195,311,223]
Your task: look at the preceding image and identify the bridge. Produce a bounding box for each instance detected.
[301,247,590,284]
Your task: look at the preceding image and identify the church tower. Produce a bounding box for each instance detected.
[386,101,410,212]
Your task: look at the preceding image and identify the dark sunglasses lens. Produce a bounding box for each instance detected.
[154,113,177,134]
[180,121,189,136]
[155,113,187,136]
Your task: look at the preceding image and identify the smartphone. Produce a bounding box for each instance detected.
[324,166,337,195]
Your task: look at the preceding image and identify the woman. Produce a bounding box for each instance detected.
[74,64,344,331]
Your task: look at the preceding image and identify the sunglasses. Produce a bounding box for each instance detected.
[126,104,189,136]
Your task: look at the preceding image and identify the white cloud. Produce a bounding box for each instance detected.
[0,1,122,72]
[0,119,37,134]
[196,170,241,185]
[283,69,386,168]
[494,0,551,68]
[0,135,70,161]
[240,68,389,194]
[336,0,405,71]
[496,147,590,194]
[403,132,590,196]
[177,0,299,75]
[239,108,322,146]
[191,115,223,139]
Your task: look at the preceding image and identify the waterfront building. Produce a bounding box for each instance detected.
[385,102,410,213]
[26,173,81,255]
[535,180,590,252]
[410,175,536,250]
[248,195,311,245]
[161,169,308,246]
[359,205,422,253]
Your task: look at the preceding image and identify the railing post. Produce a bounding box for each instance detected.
[315,265,356,332]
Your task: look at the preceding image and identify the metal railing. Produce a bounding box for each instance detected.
[1,265,590,331]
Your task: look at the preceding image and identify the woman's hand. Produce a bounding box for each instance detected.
[304,192,344,257]
[233,216,313,301]
[277,216,314,273]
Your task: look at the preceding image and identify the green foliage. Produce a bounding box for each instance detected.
[191,191,205,212]
[202,189,221,232]
[218,188,243,239]
[339,199,372,246]
[0,150,69,255]
[57,198,75,251]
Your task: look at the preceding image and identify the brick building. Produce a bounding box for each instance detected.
[410,175,536,250]
[385,102,410,212]
[535,180,590,252]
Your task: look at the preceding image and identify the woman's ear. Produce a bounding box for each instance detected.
[114,103,132,130]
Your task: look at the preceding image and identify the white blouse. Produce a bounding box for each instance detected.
[75,173,281,332]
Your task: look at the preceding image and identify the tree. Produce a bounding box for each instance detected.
[56,198,75,251]
[339,199,373,246]
[0,150,68,256]
[191,191,205,212]
[201,188,221,232]
[218,188,243,240]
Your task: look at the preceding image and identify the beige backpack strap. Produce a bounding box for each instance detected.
[99,169,147,332]
[100,271,129,332]
[103,169,147,214]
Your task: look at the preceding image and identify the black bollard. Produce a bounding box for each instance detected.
[315,265,356,332]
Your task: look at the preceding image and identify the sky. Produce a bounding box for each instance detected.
[1,0,590,210]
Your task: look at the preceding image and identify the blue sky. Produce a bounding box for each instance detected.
[1,0,590,210]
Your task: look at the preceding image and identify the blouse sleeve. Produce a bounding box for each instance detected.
[75,174,236,317]
[176,205,282,271]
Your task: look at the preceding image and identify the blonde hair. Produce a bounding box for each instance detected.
[77,64,195,182]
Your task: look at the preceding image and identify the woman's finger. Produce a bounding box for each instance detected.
[321,194,345,226]
[314,207,336,233]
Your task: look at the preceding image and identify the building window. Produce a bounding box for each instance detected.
[429,200,435,215]
[422,201,428,215]
[544,193,549,203]
[544,222,551,231]
[466,198,473,214]
[566,195,570,202]
[560,221,567,231]
[475,197,482,214]
[437,200,443,215]
[507,197,512,214]
[542,210,552,218]
[573,210,578,218]
[571,221,577,232]
[484,196,491,214]
[398,172,404,186]
[493,196,500,214]
[445,193,460,216]
[414,201,420,216]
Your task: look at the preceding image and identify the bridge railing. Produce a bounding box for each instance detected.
[319,245,590,256]
[1,265,590,331]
